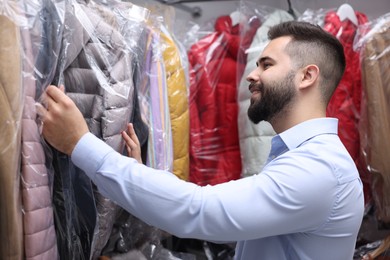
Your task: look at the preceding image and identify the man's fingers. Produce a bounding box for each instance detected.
[121,131,136,149]
[38,85,64,112]
[35,102,47,119]
[46,94,58,111]
[127,123,140,145]
[121,131,131,144]
[46,85,67,103]
[122,125,142,163]
[35,100,53,123]
[35,103,48,134]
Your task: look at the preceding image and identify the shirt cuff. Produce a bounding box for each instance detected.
[71,132,115,182]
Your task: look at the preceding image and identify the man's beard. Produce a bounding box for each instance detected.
[247,71,297,124]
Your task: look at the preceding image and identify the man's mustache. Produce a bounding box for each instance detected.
[249,82,263,93]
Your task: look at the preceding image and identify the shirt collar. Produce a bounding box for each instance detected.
[278,118,339,150]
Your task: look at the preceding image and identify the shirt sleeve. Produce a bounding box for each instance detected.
[71,133,335,241]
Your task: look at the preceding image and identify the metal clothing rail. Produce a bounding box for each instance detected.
[153,0,296,19]
[153,0,238,18]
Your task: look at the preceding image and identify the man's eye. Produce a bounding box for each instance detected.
[263,63,272,69]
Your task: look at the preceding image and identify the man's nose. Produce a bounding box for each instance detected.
[246,68,260,83]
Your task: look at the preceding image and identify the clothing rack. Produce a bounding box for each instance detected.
[153,0,237,18]
[153,0,297,19]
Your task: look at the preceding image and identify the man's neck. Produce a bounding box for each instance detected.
[270,107,325,134]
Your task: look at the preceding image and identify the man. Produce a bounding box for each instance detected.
[39,21,364,259]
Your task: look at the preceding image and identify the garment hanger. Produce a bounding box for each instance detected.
[152,0,240,19]
[286,0,297,20]
[336,3,358,26]
[230,10,241,26]
[152,0,202,18]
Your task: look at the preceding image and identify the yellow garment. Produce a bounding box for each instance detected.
[0,15,23,260]
[161,30,189,180]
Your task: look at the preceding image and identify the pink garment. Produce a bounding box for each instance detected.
[20,23,59,260]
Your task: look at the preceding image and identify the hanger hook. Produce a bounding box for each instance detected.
[287,0,297,19]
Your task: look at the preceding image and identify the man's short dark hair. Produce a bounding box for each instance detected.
[268,21,346,105]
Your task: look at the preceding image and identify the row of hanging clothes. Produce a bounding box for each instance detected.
[1,0,189,259]
[1,0,390,259]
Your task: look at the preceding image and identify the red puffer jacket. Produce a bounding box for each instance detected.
[188,15,259,186]
[324,10,371,204]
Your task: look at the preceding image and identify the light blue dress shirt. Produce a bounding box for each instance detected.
[72,118,364,260]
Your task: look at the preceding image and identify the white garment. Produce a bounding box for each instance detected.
[237,10,294,178]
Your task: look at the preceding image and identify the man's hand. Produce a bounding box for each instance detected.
[37,85,89,155]
[122,123,142,163]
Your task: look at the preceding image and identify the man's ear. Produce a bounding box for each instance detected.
[299,64,319,90]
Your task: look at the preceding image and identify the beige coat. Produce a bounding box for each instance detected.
[0,14,23,260]
[360,19,390,225]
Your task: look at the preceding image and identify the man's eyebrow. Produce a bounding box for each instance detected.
[256,56,275,67]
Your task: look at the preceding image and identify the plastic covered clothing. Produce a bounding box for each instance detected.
[161,24,190,180]
[3,0,188,259]
[19,0,62,258]
[138,29,173,171]
[322,9,370,204]
[0,8,24,260]
[356,13,390,227]
[188,14,259,185]
[45,1,178,258]
[48,1,152,258]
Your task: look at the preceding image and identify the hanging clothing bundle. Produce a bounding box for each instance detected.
[50,1,137,258]
[0,7,24,260]
[48,0,176,258]
[187,10,260,186]
[355,13,390,227]
[0,0,191,258]
[20,0,62,259]
[132,7,191,180]
[140,2,192,181]
[137,27,173,172]
[160,23,191,181]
